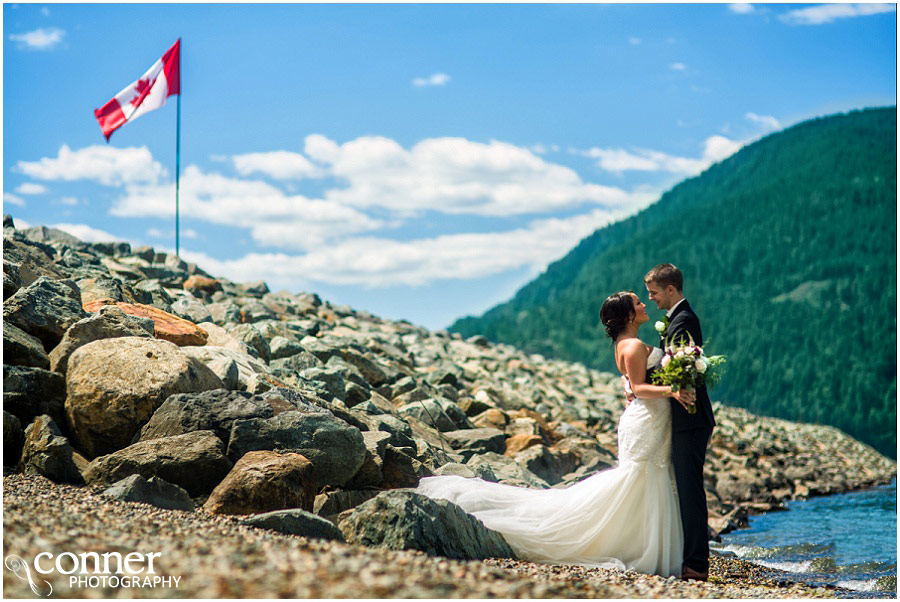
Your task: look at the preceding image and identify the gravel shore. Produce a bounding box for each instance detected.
[4,473,847,599]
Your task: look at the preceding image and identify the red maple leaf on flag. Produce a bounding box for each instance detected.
[129,77,154,108]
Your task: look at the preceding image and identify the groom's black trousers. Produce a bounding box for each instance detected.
[672,425,713,573]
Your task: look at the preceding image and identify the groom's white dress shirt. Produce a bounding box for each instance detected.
[666,297,686,318]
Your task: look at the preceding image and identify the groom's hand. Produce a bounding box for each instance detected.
[621,376,636,406]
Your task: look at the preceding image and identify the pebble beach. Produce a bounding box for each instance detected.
[4,473,850,599]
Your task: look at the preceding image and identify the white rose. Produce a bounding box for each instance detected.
[675,351,684,359]
[696,359,707,373]
[661,355,671,368]
[655,321,666,333]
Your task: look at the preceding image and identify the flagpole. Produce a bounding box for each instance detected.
[175,85,181,258]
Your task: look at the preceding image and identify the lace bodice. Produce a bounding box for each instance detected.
[617,347,672,469]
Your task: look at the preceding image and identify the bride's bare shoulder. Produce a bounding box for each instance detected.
[616,337,648,357]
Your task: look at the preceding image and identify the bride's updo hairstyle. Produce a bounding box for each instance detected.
[600,291,636,341]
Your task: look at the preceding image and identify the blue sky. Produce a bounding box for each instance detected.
[4,3,896,330]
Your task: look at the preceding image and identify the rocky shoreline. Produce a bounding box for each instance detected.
[3,217,896,598]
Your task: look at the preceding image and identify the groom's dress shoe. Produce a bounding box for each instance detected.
[680,565,708,581]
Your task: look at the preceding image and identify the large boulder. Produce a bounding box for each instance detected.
[3,365,67,427]
[65,337,225,457]
[512,445,579,486]
[82,300,208,346]
[203,450,317,515]
[379,445,433,488]
[241,509,345,542]
[226,324,270,363]
[397,399,457,432]
[3,321,50,368]
[18,415,83,483]
[83,430,232,496]
[345,430,391,488]
[338,490,515,560]
[137,389,274,445]
[102,474,194,511]
[48,305,154,375]
[3,276,87,349]
[227,410,367,488]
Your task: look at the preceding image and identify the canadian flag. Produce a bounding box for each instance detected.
[94,39,180,141]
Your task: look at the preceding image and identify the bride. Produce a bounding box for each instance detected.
[415,291,696,577]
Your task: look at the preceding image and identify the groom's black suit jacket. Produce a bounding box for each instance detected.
[661,300,716,432]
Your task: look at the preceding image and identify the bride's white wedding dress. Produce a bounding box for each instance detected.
[415,347,683,576]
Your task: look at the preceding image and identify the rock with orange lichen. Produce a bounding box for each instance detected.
[83,299,208,347]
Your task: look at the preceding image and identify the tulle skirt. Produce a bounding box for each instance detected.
[415,460,683,577]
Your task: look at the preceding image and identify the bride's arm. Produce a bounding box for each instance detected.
[619,340,692,403]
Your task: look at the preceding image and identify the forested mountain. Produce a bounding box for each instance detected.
[451,107,897,457]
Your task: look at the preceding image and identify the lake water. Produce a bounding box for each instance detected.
[713,479,897,597]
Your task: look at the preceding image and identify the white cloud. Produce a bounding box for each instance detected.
[9,27,64,50]
[670,63,687,71]
[13,218,33,229]
[176,205,654,289]
[147,228,164,238]
[17,144,167,186]
[780,3,894,25]
[729,3,755,14]
[147,227,198,240]
[41,6,50,15]
[586,135,743,176]
[311,134,641,216]
[628,37,642,45]
[15,182,47,195]
[4,193,26,207]
[111,165,383,251]
[745,112,781,131]
[50,223,120,243]
[412,73,451,87]
[232,150,323,180]
[60,197,79,206]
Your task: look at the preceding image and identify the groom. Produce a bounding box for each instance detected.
[628,263,715,581]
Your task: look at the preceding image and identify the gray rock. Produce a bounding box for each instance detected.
[338,490,515,560]
[227,324,271,363]
[268,336,304,360]
[466,452,549,489]
[21,225,85,248]
[3,276,87,349]
[170,297,213,324]
[207,301,241,326]
[204,450,317,515]
[512,445,579,486]
[3,321,50,368]
[237,280,270,297]
[299,367,346,400]
[3,365,67,427]
[90,241,131,257]
[4,260,23,299]
[432,462,477,478]
[298,336,342,362]
[346,430,391,488]
[380,445,433,488]
[398,399,457,432]
[227,410,367,488]
[339,350,389,387]
[102,474,193,511]
[443,428,507,461]
[363,414,416,449]
[241,509,345,542]
[48,305,154,374]
[269,351,323,378]
[76,277,153,306]
[313,489,380,518]
[3,411,25,466]
[180,346,240,390]
[133,280,174,310]
[132,245,156,262]
[237,301,276,323]
[425,362,464,388]
[3,235,65,288]
[138,389,273,445]
[19,415,83,483]
[84,430,232,496]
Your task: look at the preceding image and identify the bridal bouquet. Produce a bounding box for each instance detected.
[651,336,726,413]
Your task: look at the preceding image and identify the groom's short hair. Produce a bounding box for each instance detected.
[644,263,683,292]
